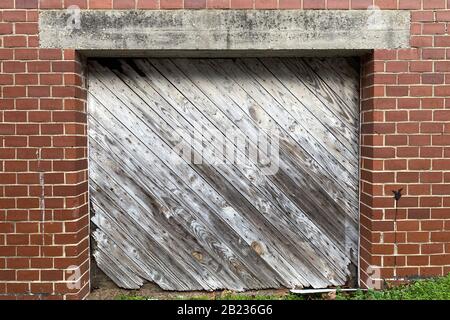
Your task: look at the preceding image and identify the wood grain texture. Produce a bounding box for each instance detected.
[88,57,360,290]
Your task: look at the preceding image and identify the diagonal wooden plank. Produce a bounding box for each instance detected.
[90,179,200,290]
[283,58,359,131]
[90,140,244,290]
[88,72,319,288]
[88,89,288,289]
[88,57,360,291]
[230,59,358,195]
[140,58,353,282]
[206,58,359,221]
[258,58,359,157]
[89,115,282,289]
[123,58,356,279]
[303,57,360,119]
[90,62,337,288]
[186,58,358,262]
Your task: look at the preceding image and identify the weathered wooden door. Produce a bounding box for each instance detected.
[88,58,360,291]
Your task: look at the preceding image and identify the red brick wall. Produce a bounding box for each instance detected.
[360,1,450,287]
[0,1,89,300]
[0,0,449,299]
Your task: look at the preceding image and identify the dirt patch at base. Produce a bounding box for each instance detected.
[87,269,290,300]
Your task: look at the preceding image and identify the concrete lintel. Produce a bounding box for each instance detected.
[39,10,411,51]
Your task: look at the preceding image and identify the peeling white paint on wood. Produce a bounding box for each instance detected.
[88,58,360,290]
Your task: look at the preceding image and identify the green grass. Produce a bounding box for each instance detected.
[116,274,450,300]
[336,273,450,300]
[116,294,149,300]
[115,292,304,300]
[211,292,304,300]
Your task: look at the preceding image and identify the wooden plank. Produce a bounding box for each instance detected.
[88,87,289,289]
[89,116,283,289]
[89,67,330,288]
[283,58,359,131]
[149,60,356,264]
[303,57,360,121]
[170,58,358,263]
[88,57,360,291]
[124,58,357,278]
[87,80,316,288]
[257,58,359,157]
[205,59,359,220]
[232,58,358,193]
[90,144,239,290]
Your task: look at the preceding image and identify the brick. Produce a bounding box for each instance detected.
[385,159,407,170]
[65,0,88,7]
[423,0,446,9]
[423,48,446,59]
[112,0,135,8]
[30,258,52,269]
[39,0,63,8]
[411,85,433,96]
[38,49,62,60]
[207,0,229,7]
[27,61,51,72]
[0,0,14,8]
[278,0,301,8]
[435,36,450,47]
[30,282,53,294]
[15,23,38,35]
[398,172,419,183]
[436,11,450,21]
[434,110,450,121]
[432,135,450,146]
[255,0,277,8]
[40,74,63,85]
[17,270,39,281]
[51,61,78,72]
[420,197,443,207]
[408,208,430,219]
[423,23,446,34]
[3,11,27,22]
[409,135,431,146]
[184,0,206,9]
[0,23,13,34]
[386,86,409,97]
[422,73,444,84]
[230,0,253,8]
[410,61,433,72]
[15,74,38,84]
[398,244,420,254]
[422,244,444,255]
[421,123,443,134]
[28,86,50,97]
[430,255,450,265]
[419,147,442,158]
[407,255,429,266]
[372,244,394,255]
[374,0,396,9]
[3,36,27,47]
[160,0,183,8]
[399,0,421,9]
[136,0,158,8]
[411,36,433,47]
[411,11,435,22]
[350,0,372,8]
[303,0,325,9]
[88,0,112,7]
[6,283,29,294]
[41,269,64,281]
[431,231,450,242]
